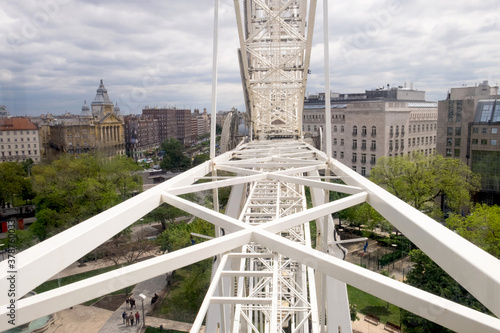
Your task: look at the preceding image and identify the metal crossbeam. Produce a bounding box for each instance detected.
[1,2,499,333]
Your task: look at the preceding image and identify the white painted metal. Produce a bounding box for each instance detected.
[1,2,500,333]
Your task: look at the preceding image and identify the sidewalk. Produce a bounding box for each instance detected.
[99,274,168,333]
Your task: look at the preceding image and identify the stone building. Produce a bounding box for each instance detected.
[437,80,500,205]
[0,117,41,163]
[35,80,125,158]
[303,86,438,176]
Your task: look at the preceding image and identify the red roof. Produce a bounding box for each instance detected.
[0,118,38,131]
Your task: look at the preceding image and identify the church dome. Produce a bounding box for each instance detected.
[114,102,121,115]
[81,100,91,116]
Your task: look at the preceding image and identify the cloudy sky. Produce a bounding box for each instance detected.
[1,0,499,116]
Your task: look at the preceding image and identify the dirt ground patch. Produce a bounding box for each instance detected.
[92,294,126,311]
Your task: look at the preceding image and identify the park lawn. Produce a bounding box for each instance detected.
[34,265,135,305]
[151,267,198,323]
[347,285,401,325]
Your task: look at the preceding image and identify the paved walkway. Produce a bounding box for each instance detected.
[98,274,168,333]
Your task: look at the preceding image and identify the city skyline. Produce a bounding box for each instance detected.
[1,0,499,116]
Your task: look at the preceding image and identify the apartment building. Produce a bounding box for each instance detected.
[0,117,41,163]
[303,86,437,176]
[437,80,500,204]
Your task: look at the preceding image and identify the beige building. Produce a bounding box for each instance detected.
[303,87,437,176]
[437,80,500,205]
[34,80,125,158]
[0,117,41,163]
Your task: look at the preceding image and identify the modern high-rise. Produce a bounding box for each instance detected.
[437,80,500,204]
[303,86,438,176]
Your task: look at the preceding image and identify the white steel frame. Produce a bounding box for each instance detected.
[1,1,500,333]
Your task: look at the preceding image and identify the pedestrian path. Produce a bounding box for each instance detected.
[98,274,168,333]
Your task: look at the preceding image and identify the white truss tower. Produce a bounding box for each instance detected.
[236,0,313,139]
[1,1,500,333]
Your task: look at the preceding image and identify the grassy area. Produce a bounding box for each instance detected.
[145,327,186,333]
[347,285,401,325]
[151,260,211,323]
[34,265,135,303]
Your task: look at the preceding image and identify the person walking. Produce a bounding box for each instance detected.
[125,312,130,326]
[135,311,140,325]
[129,312,134,326]
[122,311,127,324]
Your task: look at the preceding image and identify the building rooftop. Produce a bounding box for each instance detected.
[0,117,38,131]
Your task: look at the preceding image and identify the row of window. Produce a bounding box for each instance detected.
[351,139,377,150]
[351,153,377,164]
[472,127,498,134]
[1,151,37,157]
[352,126,376,136]
[1,144,37,149]
[0,137,38,142]
[0,130,37,135]
[471,139,498,146]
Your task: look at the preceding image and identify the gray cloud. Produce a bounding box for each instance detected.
[1,0,499,116]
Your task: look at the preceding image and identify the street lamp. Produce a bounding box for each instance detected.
[140,218,144,237]
[139,293,146,327]
[391,243,397,270]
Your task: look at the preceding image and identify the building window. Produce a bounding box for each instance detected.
[334,126,337,132]
[361,154,366,163]
[454,149,460,157]
[352,166,357,172]
[473,127,479,134]
[390,126,394,136]
[340,151,344,158]
[446,148,452,157]
[371,126,376,136]
[395,125,399,136]
[448,101,454,122]
[447,138,452,146]
[352,153,357,162]
[341,126,344,133]
[361,167,366,176]
[480,104,493,122]
[333,151,337,158]
[455,127,461,136]
[361,140,366,150]
[481,139,488,145]
[370,154,376,164]
[361,126,367,136]
[389,140,393,151]
[482,128,487,134]
[472,139,478,145]
[352,139,357,149]
[340,139,344,146]
[492,128,498,134]
[418,125,421,132]
[334,138,337,145]
[371,140,376,150]
[491,140,498,146]
[352,126,357,135]
[447,127,453,135]
[401,125,405,136]
[455,138,461,146]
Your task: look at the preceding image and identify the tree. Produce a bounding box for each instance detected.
[340,203,389,232]
[446,204,500,258]
[401,249,488,332]
[147,203,186,232]
[98,232,156,267]
[192,153,209,167]
[160,138,191,171]
[30,154,142,241]
[370,153,480,215]
[0,162,29,208]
